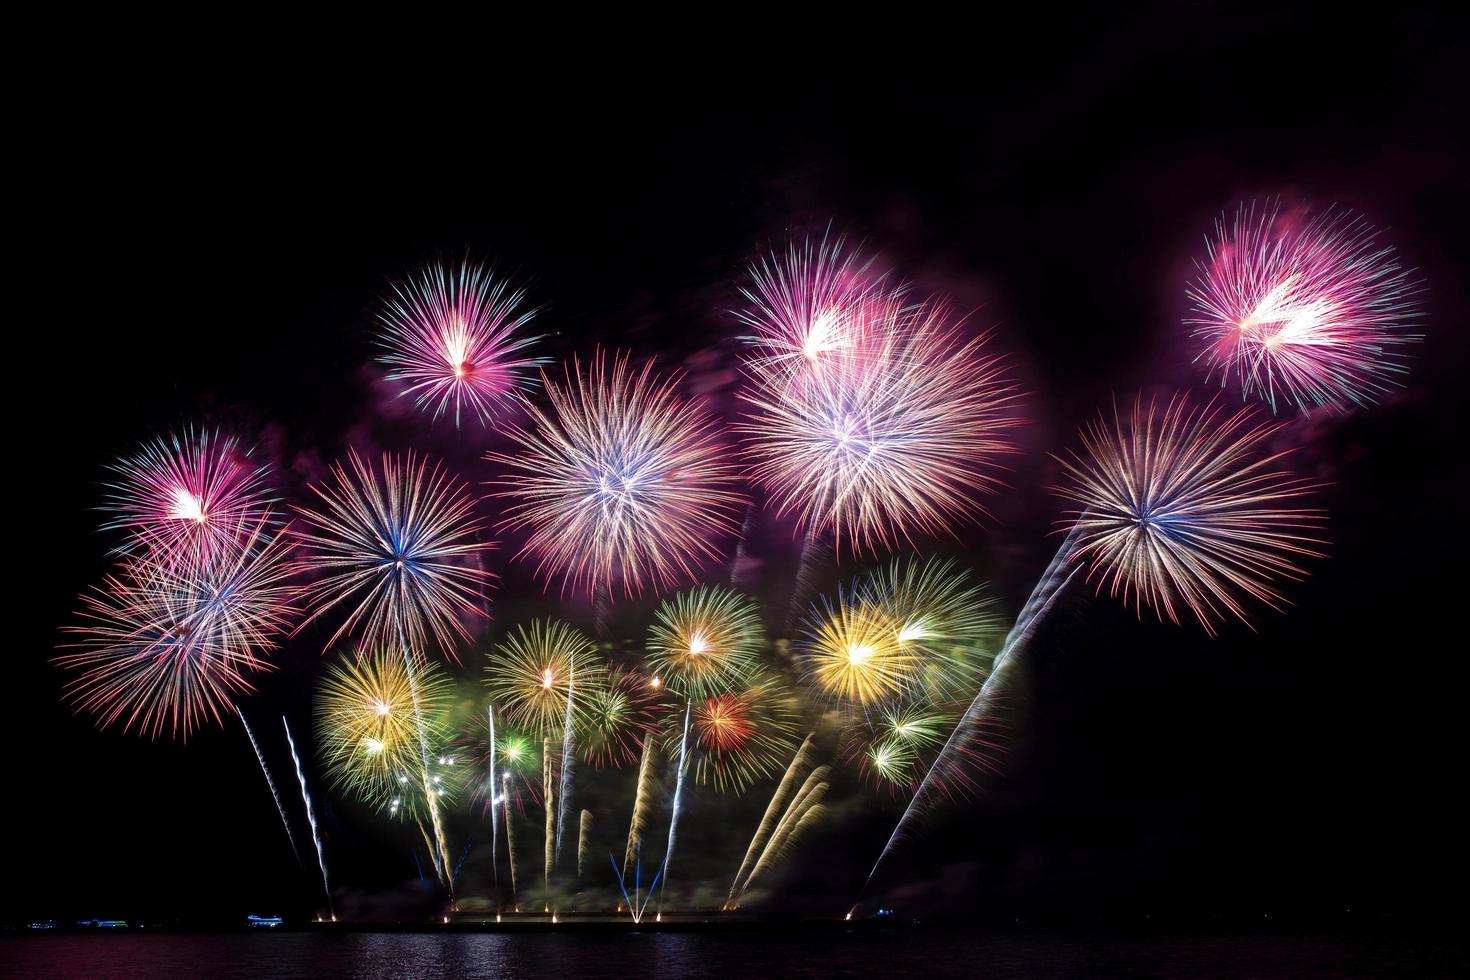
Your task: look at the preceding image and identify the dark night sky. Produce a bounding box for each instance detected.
[11,5,1466,926]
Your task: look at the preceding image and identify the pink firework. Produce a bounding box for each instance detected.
[1186,201,1422,412]
[292,451,495,659]
[57,515,298,739]
[739,293,1023,556]
[1053,393,1326,635]
[735,230,887,387]
[489,352,745,597]
[102,428,276,564]
[378,261,544,426]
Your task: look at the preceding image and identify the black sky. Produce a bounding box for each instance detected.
[11,4,1467,925]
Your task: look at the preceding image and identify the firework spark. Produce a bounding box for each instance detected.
[57,516,297,739]
[580,667,661,769]
[645,586,765,700]
[1054,394,1325,634]
[735,229,885,386]
[1187,201,1422,412]
[102,427,276,564]
[800,597,916,712]
[673,671,800,793]
[292,450,494,659]
[740,295,1022,556]
[314,650,454,811]
[483,620,603,737]
[378,260,544,426]
[490,351,745,597]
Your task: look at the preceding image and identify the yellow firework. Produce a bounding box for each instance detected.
[801,599,918,709]
[645,585,764,699]
[483,619,604,737]
[314,650,454,812]
[858,556,1004,701]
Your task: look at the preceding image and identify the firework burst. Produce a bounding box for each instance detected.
[314,649,455,812]
[482,620,603,737]
[102,427,276,564]
[378,260,544,426]
[671,670,800,793]
[735,230,885,386]
[1054,393,1326,635]
[800,597,917,712]
[292,451,494,659]
[856,556,1004,702]
[57,516,297,739]
[489,352,745,597]
[580,667,662,769]
[645,586,765,700]
[1187,201,1422,412]
[740,295,1022,556]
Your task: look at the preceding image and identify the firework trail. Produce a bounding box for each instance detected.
[857,526,1082,904]
[377,260,544,426]
[283,716,334,921]
[741,765,831,899]
[1187,201,1422,413]
[623,736,657,882]
[503,773,519,910]
[727,733,814,907]
[490,350,745,597]
[101,427,277,565]
[556,662,576,867]
[577,809,593,887]
[487,705,498,889]
[236,705,298,862]
[655,700,692,918]
[739,293,1023,558]
[542,736,554,910]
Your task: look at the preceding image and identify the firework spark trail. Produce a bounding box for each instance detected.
[236,705,298,863]
[784,530,831,634]
[397,627,453,892]
[743,767,831,897]
[503,774,519,910]
[858,525,1084,902]
[727,733,814,907]
[283,716,334,920]
[577,810,593,887]
[656,700,692,918]
[487,705,499,889]
[623,737,656,881]
[555,663,575,867]
[543,736,554,910]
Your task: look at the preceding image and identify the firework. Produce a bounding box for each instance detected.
[377,260,544,426]
[735,229,885,386]
[577,809,593,886]
[292,450,494,659]
[740,765,831,898]
[314,650,455,810]
[237,705,299,861]
[283,716,334,920]
[101,427,277,564]
[503,773,520,909]
[621,736,658,883]
[489,351,745,596]
[645,586,765,700]
[580,667,661,769]
[727,733,814,907]
[57,516,297,739]
[856,556,1004,701]
[799,597,916,712]
[740,294,1022,556]
[1187,201,1422,413]
[483,620,603,737]
[1055,393,1325,635]
[672,670,801,793]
